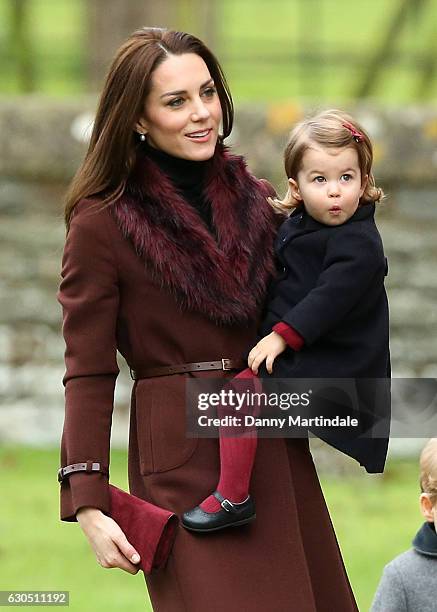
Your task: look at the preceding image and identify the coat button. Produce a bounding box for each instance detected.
[282,237,287,242]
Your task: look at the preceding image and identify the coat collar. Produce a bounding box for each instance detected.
[277,202,376,252]
[298,202,375,232]
[110,143,276,326]
[413,521,437,557]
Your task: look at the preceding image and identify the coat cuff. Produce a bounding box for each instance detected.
[273,322,305,351]
[60,472,110,522]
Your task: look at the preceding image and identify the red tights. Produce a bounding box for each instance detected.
[199,368,260,513]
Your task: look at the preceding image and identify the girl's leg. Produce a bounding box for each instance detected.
[199,368,260,513]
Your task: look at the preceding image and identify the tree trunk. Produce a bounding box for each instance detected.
[10,0,34,92]
[354,0,426,99]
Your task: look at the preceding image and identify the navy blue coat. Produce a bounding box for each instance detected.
[259,203,390,473]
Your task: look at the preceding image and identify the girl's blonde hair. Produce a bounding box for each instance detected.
[270,109,384,214]
[420,438,437,505]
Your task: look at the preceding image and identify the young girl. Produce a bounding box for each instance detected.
[182,109,391,533]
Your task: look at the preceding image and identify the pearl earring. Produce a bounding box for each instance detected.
[139,133,146,142]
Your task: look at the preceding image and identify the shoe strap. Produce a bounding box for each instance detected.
[213,490,248,513]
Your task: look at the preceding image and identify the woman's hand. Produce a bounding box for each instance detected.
[76,507,141,574]
[248,332,287,375]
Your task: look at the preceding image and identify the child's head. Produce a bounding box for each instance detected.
[271,109,384,225]
[419,438,437,524]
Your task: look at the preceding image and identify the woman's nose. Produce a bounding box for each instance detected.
[191,98,210,121]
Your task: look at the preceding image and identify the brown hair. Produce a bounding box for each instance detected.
[270,109,384,214]
[420,438,437,505]
[63,27,233,229]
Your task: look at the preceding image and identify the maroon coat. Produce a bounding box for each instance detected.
[57,146,358,611]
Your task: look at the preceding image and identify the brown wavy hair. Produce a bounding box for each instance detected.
[270,109,384,214]
[420,438,437,505]
[63,27,234,229]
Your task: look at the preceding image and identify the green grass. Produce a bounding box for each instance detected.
[0,447,151,611]
[0,445,423,611]
[320,459,420,611]
[1,0,437,102]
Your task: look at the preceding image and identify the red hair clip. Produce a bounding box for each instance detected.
[342,122,364,143]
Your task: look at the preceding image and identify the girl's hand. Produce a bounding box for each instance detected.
[76,507,141,574]
[248,332,287,375]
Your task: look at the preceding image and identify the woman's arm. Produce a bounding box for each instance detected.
[57,201,141,573]
[57,200,120,521]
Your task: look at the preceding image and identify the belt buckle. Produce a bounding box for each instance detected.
[221,358,231,371]
[57,467,64,483]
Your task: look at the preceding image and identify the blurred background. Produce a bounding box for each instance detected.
[0,1,437,610]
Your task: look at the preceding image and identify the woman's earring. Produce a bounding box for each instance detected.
[139,133,146,142]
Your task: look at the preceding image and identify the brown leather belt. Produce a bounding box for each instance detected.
[130,358,245,380]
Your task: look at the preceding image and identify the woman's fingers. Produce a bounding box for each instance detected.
[79,510,141,575]
[98,528,140,574]
[97,537,140,574]
[113,532,141,569]
[99,548,140,574]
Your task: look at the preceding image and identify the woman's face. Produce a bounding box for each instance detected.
[136,53,223,161]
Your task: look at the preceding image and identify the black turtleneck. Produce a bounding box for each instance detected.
[141,140,215,235]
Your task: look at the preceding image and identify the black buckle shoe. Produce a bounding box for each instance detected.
[181,491,256,533]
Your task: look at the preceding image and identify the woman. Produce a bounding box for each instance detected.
[57,27,358,611]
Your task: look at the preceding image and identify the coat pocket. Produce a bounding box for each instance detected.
[135,377,198,475]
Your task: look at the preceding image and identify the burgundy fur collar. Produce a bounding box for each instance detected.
[110,144,276,326]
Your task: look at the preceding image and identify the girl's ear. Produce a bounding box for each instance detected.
[360,174,369,198]
[288,178,302,201]
[420,493,435,522]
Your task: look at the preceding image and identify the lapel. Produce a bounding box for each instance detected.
[110,144,276,326]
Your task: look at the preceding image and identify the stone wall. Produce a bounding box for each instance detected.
[0,98,436,462]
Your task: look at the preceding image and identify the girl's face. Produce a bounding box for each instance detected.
[289,144,368,226]
[136,53,223,161]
